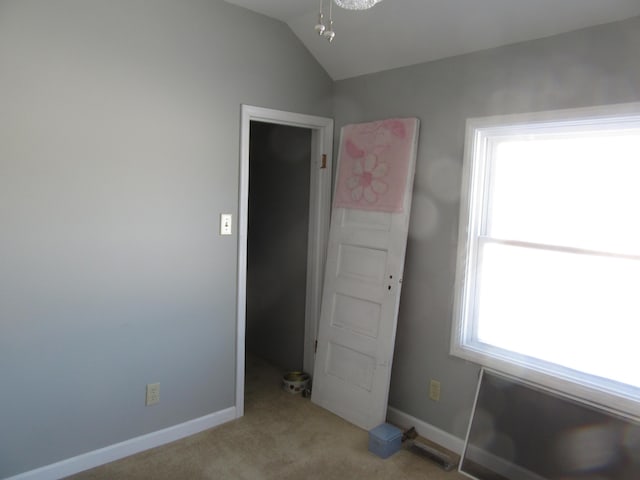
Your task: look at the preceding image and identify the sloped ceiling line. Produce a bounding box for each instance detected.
[225,0,640,80]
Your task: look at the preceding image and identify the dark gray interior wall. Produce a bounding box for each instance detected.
[333,16,640,440]
[0,0,331,477]
[247,122,311,371]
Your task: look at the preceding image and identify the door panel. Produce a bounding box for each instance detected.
[312,118,419,430]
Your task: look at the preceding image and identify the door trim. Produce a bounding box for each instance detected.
[236,105,333,418]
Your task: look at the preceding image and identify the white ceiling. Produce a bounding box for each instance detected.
[225,0,640,80]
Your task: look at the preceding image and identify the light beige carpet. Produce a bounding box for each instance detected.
[67,356,466,479]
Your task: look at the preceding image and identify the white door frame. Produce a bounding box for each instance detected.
[236,105,333,418]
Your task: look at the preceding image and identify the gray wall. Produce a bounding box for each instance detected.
[246,122,311,371]
[2,0,639,475]
[0,0,331,477]
[333,16,640,440]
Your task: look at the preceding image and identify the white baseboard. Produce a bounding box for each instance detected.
[386,406,465,454]
[6,406,237,480]
[8,405,454,479]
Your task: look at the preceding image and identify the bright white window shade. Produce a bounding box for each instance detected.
[452,103,640,417]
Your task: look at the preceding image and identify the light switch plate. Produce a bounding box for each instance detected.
[220,213,232,235]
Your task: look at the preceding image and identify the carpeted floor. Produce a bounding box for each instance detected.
[67,356,466,479]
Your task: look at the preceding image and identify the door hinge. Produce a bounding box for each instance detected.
[320,154,327,169]
[314,340,318,353]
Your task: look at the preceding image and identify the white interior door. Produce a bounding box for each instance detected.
[312,118,419,430]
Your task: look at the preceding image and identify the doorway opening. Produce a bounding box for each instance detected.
[246,121,311,374]
[236,106,333,417]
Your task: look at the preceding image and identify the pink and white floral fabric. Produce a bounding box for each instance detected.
[333,118,418,212]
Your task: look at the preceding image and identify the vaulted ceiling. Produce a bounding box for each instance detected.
[225,0,640,80]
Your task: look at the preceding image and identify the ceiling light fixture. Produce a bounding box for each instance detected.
[314,0,383,43]
[334,0,383,9]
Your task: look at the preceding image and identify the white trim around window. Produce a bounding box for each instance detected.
[451,102,640,419]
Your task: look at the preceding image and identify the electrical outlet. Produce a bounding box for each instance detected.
[429,379,441,402]
[146,383,160,406]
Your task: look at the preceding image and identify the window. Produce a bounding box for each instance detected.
[452,103,640,416]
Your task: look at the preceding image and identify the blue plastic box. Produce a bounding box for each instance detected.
[368,423,402,458]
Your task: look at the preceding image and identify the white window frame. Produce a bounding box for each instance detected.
[451,102,640,418]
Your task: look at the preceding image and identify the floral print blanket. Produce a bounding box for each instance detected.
[333,118,418,213]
